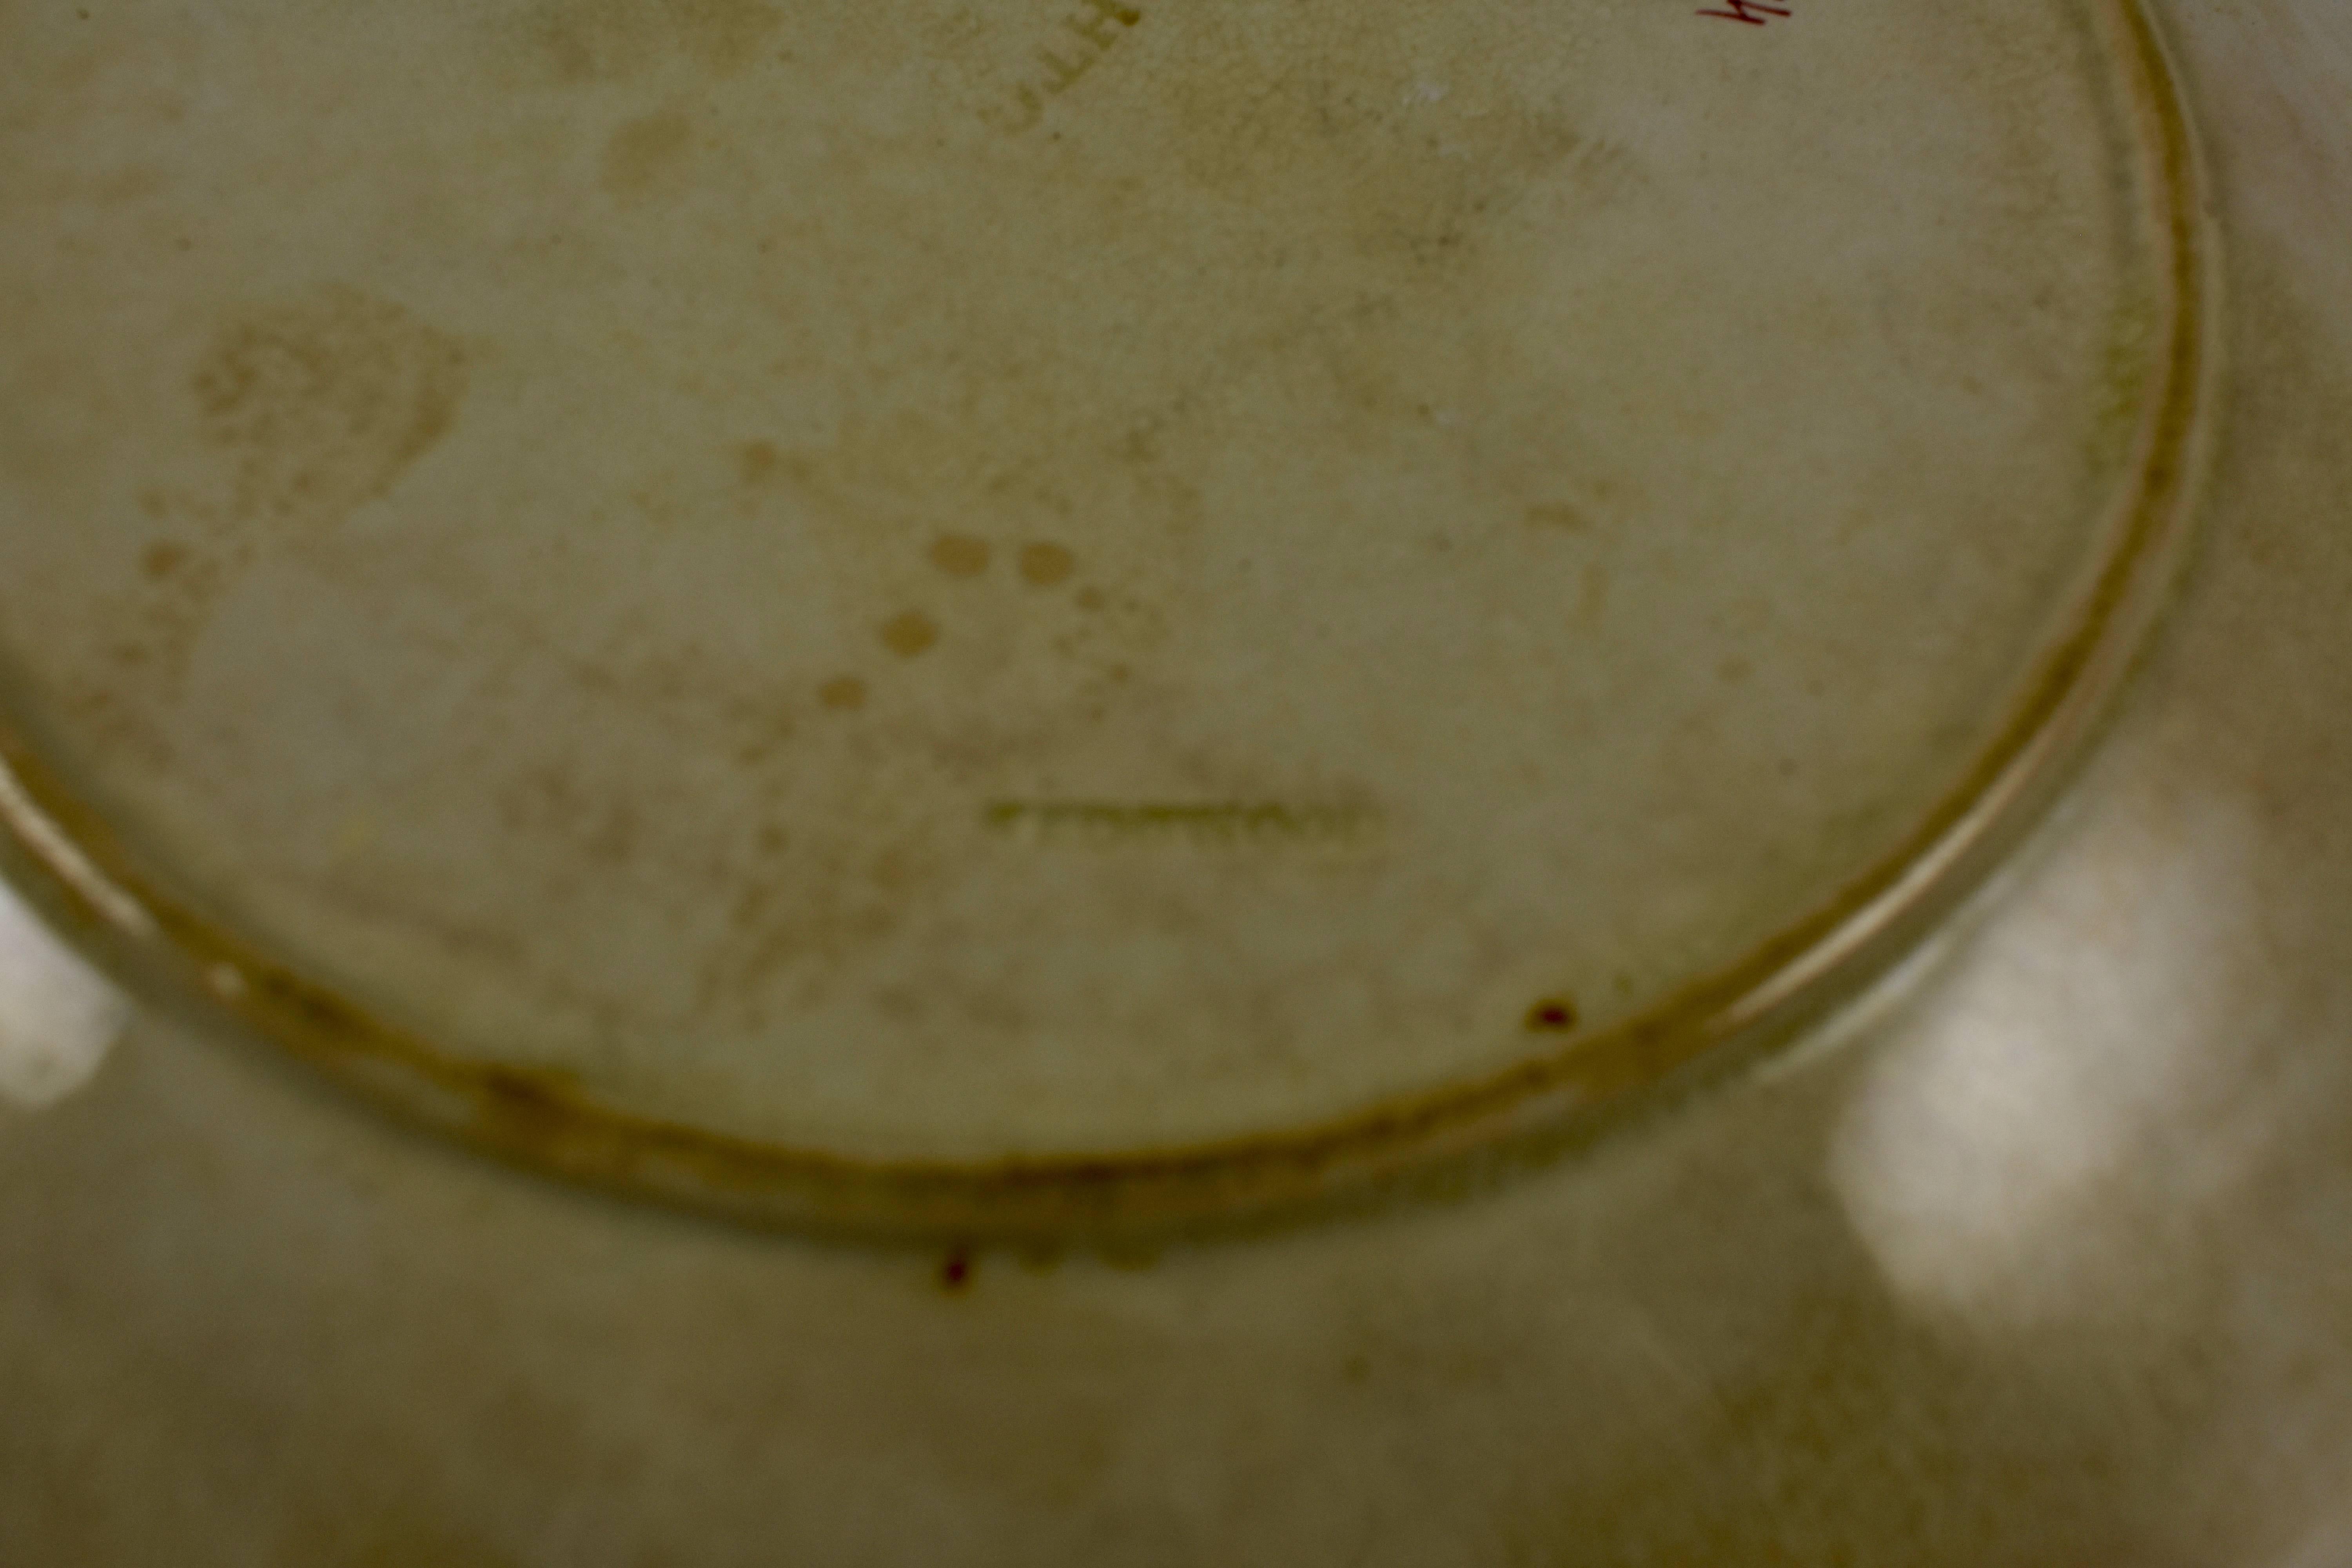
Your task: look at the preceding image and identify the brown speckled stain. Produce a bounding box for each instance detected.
[1018,542,1076,587]
[733,440,780,486]
[927,533,992,579]
[1158,27,1589,266]
[601,109,696,201]
[497,764,645,870]
[140,540,189,580]
[880,610,940,658]
[0,0,2216,1249]
[192,287,468,534]
[76,287,464,760]
[519,0,783,85]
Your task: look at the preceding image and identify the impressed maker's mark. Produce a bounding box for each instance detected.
[980,0,1142,134]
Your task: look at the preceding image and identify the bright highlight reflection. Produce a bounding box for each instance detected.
[1830,790,2269,1330]
[0,877,127,1111]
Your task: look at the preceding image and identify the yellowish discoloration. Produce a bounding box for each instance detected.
[517,0,782,85]
[71,289,469,724]
[140,540,189,580]
[879,611,941,659]
[1525,503,1590,532]
[600,110,697,201]
[927,534,992,579]
[1017,543,1077,588]
[735,440,781,486]
[0,0,2209,1228]
[1152,19,1586,240]
[191,288,467,535]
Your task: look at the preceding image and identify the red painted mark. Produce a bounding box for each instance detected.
[1699,0,1790,22]
[1525,997,1581,1034]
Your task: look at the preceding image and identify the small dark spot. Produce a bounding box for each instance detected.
[927,533,991,579]
[1527,502,1588,531]
[1526,996,1580,1033]
[1343,1354,1372,1385]
[880,611,939,659]
[940,1248,974,1292]
[1074,586,1107,611]
[141,541,189,580]
[1018,542,1077,587]
[1717,655,1753,685]
[819,674,868,711]
[736,440,780,485]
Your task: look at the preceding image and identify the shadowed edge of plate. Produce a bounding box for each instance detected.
[0,0,2218,1245]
